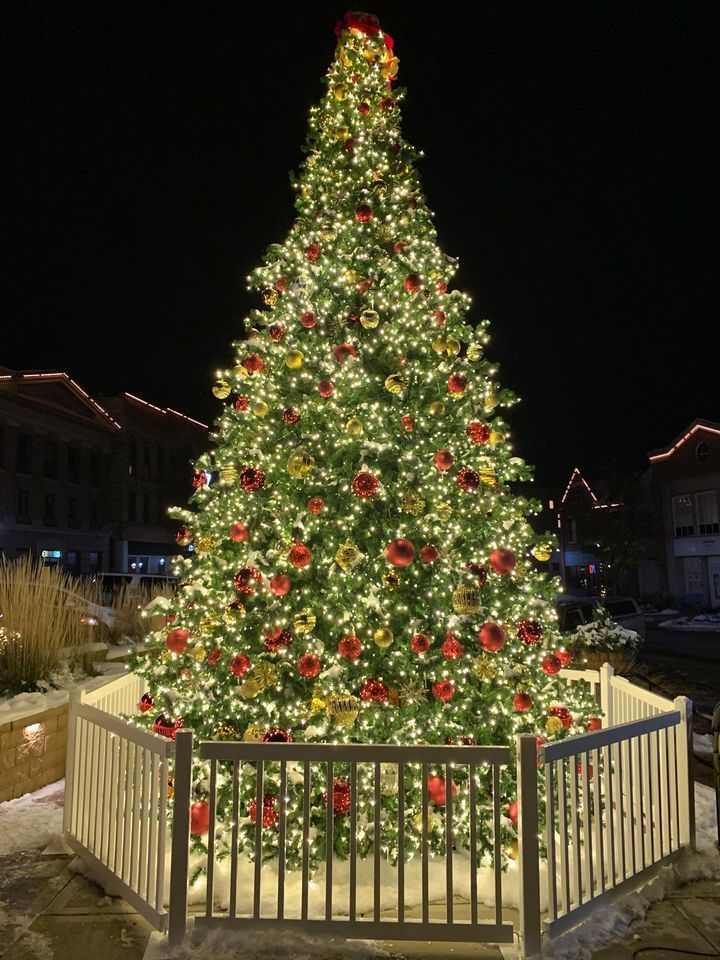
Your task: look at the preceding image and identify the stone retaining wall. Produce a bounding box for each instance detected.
[0,704,68,802]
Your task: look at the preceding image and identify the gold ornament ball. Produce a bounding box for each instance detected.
[489,431,503,446]
[254,662,279,688]
[333,83,349,101]
[285,349,304,370]
[239,680,261,699]
[333,127,349,141]
[224,603,244,624]
[384,372,404,394]
[232,363,249,379]
[191,646,207,663]
[546,716,564,735]
[262,288,279,307]
[374,223,393,242]
[445,338,461,357]
[432,336,447,355]
[212,379,231,399]
[243,723,265,743]
[360,308,380,329]
[371,179,387,196]
[287,447,315,478]
[373,626,394,649]
[484,394,500,411]
[532,544,553,563]
[452,585,482,615]
[344,269,359,284]
[479,467,497,486]
[401,491,426,516]
[428,400,445,416]
[473,655,496,680]
[194,534,217,553]
[320,225,337,241]
[293,609,317,634]
[336,540,362,571]
[218,465,239,484]
[198,613,221,632]
[346,418,363,436]
[251,399,269,417]
[217,723,239,739]
[436,501,453,521]
[327,695,361,727]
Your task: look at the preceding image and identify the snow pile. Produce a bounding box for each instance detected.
[0,900,53,960]
[660,612,720,631]
[0,780,64,856]
[154,926,388,960]
[0,672,122,725]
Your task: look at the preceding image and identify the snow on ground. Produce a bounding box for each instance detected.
[0,900,53,960]
[694,731,714,758]
[148,927,388,960]
[659,612,720,631]
[0,780,64,856]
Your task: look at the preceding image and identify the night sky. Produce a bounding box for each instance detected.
[3,1,718,487]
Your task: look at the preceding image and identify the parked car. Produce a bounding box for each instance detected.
[556,596,646,639]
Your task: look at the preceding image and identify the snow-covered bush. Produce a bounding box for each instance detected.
[574,606,641,653]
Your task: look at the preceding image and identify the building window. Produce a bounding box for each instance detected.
[696,442,710,462]
[67,550,80,573]
[43,440,58,479]
[17,488,30,521]
[89,447,101,486]
[567,516,577,543]
[16,434,32,474]
[672,494,695,537]
[44,493,56,524]
[68,446,81,484]
[68,497,79,527]
[128,490,137,522]
[89,551,102,573]
[128,438,137,477]
[696,491,720,536]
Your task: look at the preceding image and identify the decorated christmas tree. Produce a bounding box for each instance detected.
[132,11,597,867]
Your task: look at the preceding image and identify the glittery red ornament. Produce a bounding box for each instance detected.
[234,396,250,411]
[263,728,292,743]
[556,649,573,667]
[420,544,439,563]
[288,541,311,568]
[357,101,370,115]
[249,795,279,827]
[385,538,415,567]
[466,562,488,587]
[441,635,464,659]
[229,522,249,542]
[300,311,317,328]
[392,240,408,254]
[207,649,222,666]
[338,635,362,659]
[324,778,352,814]
[352,470,380,498]
[437,280,448,294]
[467,421,491,444]
[401,415,414,432]
[240,467,266,492]
[175,527,192,546]
[276,275,289,292]
[403,273,421,293]
[282,407,301,424]
[304,243,321,261]
[333,342,358,364]
[549,705,573,729]
[428,775,457,806]
[488,548,516,574]
[191,471,207,489]
[379,97,395,111]
[479,622,505,653]
[344,137,355,153]
[153,715,184,739]
[358,278,373,295]
[166,628,189,654]
[432,679,455,702]
[317,380,334,397]
[263,627,292,652]
[234,566,262,594]
[138,693,154,713]
[432,309,446,325]
[190,801,210,835]
[347,312,359,325]
[269,573,291,596]
[165,613,176,624]
[434,450,453,471]
[587,717,602,732]
[308,497,325,514]
[230,654,251,677]
[456,467,480,492]
[355,204,373,223]
[448,373,467,394]
[242,353,265,374]
[513,692,532,712]
[298,653,322,678]
[541,654,562,676]
[517,619,542,645]
[269,323,285,342]
[410,633,430,654]
[359,678,389,702]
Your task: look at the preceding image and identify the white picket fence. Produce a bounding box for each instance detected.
[63,666,694,957]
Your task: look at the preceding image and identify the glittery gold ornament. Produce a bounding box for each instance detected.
[212,379,231,399]
[428,400,445,416]
[198,613,221,633]
[479,467,497,485]
[401,491,426,516]
[383,571,401,589]
[285,349,304,370]
[489,431,503,446]
[346,417,363,436]
[345,269,359,284]
[326,695,360,727]
[287,447,315,477]
[263,288,279,306]
[239,679,262,699]
[306,151,319,167]
[371,179,387,196]
[335,540,362,571]
[293,609,317,634]
[194,535,217,554]
[546,716,564,735]
[384,372,404,394]
[435,501,453,521]
[360,308,380,329]
[191,645,207,663]
[320,224,337,242]
[333,83,349,100]
[243,723,265,743]
[374,223,393,242]
[160,649,173,664]
[224,603,244,623]
[467,343,482,361]
[398,680,428,705]
[251,399,269,417]
[218,465,239,484]
[532,544,553,563]
[254,662,279,688]
[373,626,394,649]
[217,723,239,739]
[452,586,482,615]
[473,655,497,681]
[333,126,350,141]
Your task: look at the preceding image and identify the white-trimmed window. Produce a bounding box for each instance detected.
[672,495,695,537]
[696,491,720,535]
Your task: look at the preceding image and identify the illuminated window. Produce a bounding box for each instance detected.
[672,495,694,537]
[696,491,719,535]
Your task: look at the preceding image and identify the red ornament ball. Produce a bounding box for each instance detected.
[403,273,421,293]
[549,705,573,729]
[263,627,292,652]
[359,678,389,702]
[355,204,373,222]
[298,653,322,678]
[338,635,362,659]
[447,373,467,395]
[441,635,464,660]
[191,470,207,489]
[333,342,358,364]
[269,573,291,596]
[432,309,446,325]
[410,633,430,655]
[240,467,266,492]
[432,679,455,702]
[138,693,154,713]
[479,622,505,653]
[153,715,183,739]
[392,240,408,254]
[357,101,370,116]
[234,396,250,411]
[276,275,289,292]
[230,654,251,677]
[488,548,516,575]
[166,628,189,654]
[324,778,352,814]
[456,467,480,492]
[401,415,415,432]
[282,407,301,424]
[434,450,454,471]
[428,775,457,806]
[207,649,222,666]
[513,692,533,712]
[234,566,262,594]
[541,654,562,676]
[317,379,334,397]
[307,496,325,515]
[229,522,249,542]
[262,728,292,743]
[385,538,415,567]
[190,801,210,836]
[269,323,285,342]
[304,243,321,261]
[249,795,279,828]
[352,470,380,498]
[242,353,265,374]
[588,717,602,732]
[467,562,488,587]
[300,311,317,328]
[556,649,573,667]
[175,526,192,546]
[437,280,448,294]
[344,137,355,153]
[420,544,439,563]
[507,800,519,826]
[517,619,542,645]
[288,541,311,568]
[467,421,491,445]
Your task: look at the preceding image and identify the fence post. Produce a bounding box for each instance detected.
[600,662,614,727]
[517,733,542,958]
[674,696,696,850]
[168,729,193,947]
[62,688,82,835]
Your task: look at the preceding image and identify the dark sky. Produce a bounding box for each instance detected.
[3,1,718,487]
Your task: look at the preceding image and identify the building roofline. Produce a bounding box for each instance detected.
[0,370,121,431]
[647,419,720,462]
[123,392,208,430]
[560,466,599,505]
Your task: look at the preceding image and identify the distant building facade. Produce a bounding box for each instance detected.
[0,369,207,575]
